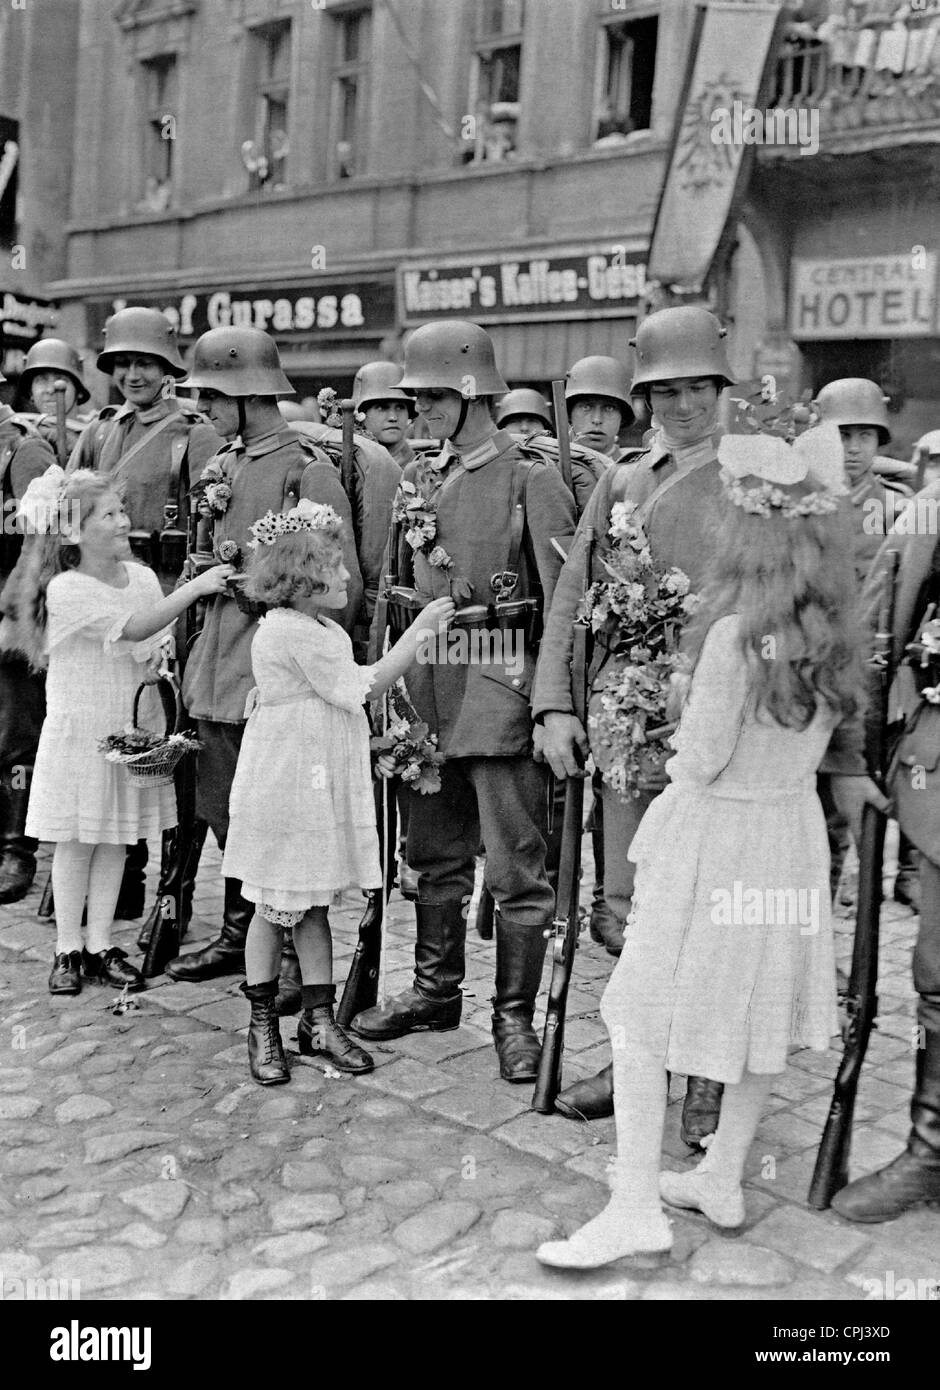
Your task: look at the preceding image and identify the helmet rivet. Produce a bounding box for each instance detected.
[460,344,470,354]
[229,349,238,357]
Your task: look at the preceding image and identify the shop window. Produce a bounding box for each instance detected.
[137,54,177,213]
[242,19,292,193]
[465,0,525,164]
[329,8,372,181]
[593,13,658,146]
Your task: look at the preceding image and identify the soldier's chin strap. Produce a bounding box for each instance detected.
[450,395,471,442]
[236,397,248,439]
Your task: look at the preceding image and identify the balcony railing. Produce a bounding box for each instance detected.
[769,8,940,139]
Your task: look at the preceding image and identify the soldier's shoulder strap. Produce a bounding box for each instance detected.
[608,449,654,506]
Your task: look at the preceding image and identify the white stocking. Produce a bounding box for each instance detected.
[85,843,128,955]
[52,841,94,954]
[699,1069,774,1185]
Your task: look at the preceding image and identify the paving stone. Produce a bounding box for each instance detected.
[281,1161,341,1191]
[748,1205,870,1274]
[256,1094,300,1121]
[270,1193,344,1231]
[83,1129,178,1164]
[79,1055,124,1077]
[393,1200,482,1254]
[212,1184,262,1215]
[0,1068,31,1092]
[357,1057,452,1100]
[340,1154,409,1185]
[689,1239,794,1287]
[39,1190,103,1218]
[16,1174,68,1201]
[0,1251,42,1280]
[46,1245,141,1291]
[340,1279,407,1301]
[492,1111,601,1162]
[36,1040,101,1070]
[4,1149,69,1176]
[190,998,250,1032]
[176,1216,227,1246]
[252,1231,331,1264]
[114,1223,168,1249]
[490,1210,560,1249]
[55,1094,114,1123]
[377,1179,438,1210]
[144,981,233,1014]
[164,1254,221,1297]
[420,1082,531,1131]
[0,1094,42,1119]
[307,1242,400,1292]
[120,1181,190,1223]
[226,1267,295,1300]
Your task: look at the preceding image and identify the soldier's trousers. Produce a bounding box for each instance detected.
[915,855,940,998]
[406,756,555,926]
[600,780,655,927]
[0,655,45,852]
[194,720,245,849]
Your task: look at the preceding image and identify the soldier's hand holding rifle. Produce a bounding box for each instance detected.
[829,774,891,844]
[537,711,590,780]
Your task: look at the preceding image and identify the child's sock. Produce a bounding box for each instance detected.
[52,840,93,955]
[292,907,332,982]
[699,1069,774,1184]
[85,843,127,955]
[245,911,283,985]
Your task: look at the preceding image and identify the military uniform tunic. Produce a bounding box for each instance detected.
[182,426,362,844]
[390,428,576,920]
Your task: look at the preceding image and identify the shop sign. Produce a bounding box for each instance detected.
[399,246,647,323]
[791,255,937,340]
[0,289,58,343]
[88,281,396,340]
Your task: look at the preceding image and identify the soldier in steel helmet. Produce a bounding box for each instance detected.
[351,319,577,1084]
[17,338,93,457]
[496,388,553,440]
[564,355,642,466]
[0,366,58,903]
[353,360,418,468]
[815,378,920,913]
[65,308,226,922]
[164,327,362,1011]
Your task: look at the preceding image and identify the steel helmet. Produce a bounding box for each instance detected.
[629,307,735,391]
[496,388,553,431]
[20,338,90,405]
[565,356,634,425]
[96,307,187,378]
[915,429,940,457]
[181,327,295,397]
[814,378,891,446]
[397,320,508,397]
[353,361,415,414]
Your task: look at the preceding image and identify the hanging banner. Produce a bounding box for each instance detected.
[646,2,784,292]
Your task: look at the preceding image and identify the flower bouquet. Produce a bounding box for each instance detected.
[370,680,444,795]
[584,500,698,799]
[195,459,232,517]
[905,614,940,704]
[99,727,202,787]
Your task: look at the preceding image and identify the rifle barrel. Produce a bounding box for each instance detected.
[551,379,574,497]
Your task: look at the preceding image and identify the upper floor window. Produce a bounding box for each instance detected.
[242,19,291,192]
[329,8,372,180]
[137,54,177,212]
[593,13,658,146]
[467,0,525,163]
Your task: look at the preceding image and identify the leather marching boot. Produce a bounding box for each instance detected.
[114,839,148,920]
[351,901,465,1039]
[492,918,548,1083]
[0,775,38,906]
[137,820,209,953]
[298,983,374,1073]
[681,1076,725,1150]
[832,995,940,1222]
[165,877,251,982]
[276,934,303,1017]
[893,833,921,912]
[555,1063,615,1121]
[587,795,624,956]
[240,978,289,1085]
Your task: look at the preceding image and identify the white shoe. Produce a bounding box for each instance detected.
[536,1200,673,1269]
[659,1167,746,1228]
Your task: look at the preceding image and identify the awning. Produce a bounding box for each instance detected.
[486,317,638,384]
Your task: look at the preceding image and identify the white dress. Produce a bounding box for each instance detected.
[222,609,381,910]
[26,563,176,845]
[602,614,840,1084]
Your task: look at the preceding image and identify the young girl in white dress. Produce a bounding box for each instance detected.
[538,432,866,1267]
[20,468,233,996]
[222,499,453,1085]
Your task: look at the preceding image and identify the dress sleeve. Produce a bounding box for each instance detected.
[666,614,752,785]
[290,621,377,713]
[46,566,170,664]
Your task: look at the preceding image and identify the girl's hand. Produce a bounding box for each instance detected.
[373,752,397,780]
[410,596,456,640]
[193,564,236,597]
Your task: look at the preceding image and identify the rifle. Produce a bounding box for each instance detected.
[550,379,573,496]
[339,398,360,549]
[52,379,69,466]
[140,489,208,977]
[808,548,900,1209]
[532,523,594,1113]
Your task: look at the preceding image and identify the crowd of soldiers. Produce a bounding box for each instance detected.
[1,301,939,1227]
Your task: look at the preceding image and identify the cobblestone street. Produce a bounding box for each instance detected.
[1,834,935,1303]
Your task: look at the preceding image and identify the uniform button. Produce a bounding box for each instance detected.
[512,678,521,686]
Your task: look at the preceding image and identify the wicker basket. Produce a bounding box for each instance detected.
[115,678,193,789]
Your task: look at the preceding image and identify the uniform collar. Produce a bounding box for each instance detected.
[443,427,514,472]
[115,396,175,426]
[242,426,296,458]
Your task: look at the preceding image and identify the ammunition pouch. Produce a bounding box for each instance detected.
[491,597,541,647]
[128,529,159,567]
[159,526,188,576]
[386,585,426,641]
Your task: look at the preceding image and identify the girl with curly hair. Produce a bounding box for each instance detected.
[538,438,869,1267]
